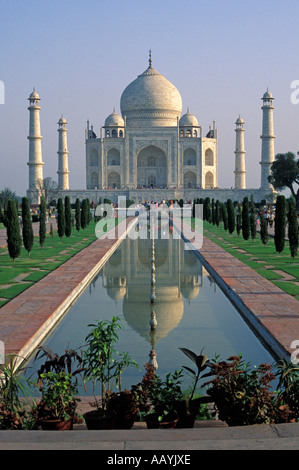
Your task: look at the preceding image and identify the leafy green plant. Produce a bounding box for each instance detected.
[204,355,277,426]
[147,369,184,423]
[275,359,299,422]
[0,355,34,429]
[35,371,78,421]
[82,316,138,416]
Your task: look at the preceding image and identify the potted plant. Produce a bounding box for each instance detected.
[204,355,277,426]
[82,316,138,429]
[0,355,35,430]
[34,371,79,430]
[275,359,299,423]
[144,369,184,429]
[107,390,139,429]
[176,347,213,428]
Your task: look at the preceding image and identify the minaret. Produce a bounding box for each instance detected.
[260,89,275,190]
[234,116,246,189]
[27,89,44,202]
[57,116,70,190]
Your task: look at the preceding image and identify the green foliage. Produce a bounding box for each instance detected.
[57,197,65,239]
[81,199,88,229]
[21,197,33,255]
[250,195,257,241]
[221,203,228,231]
[83,316,138,413]
[6,199,22,261]
[242,196,250,240]
[64,195,72,238]
[39,196,46,248]
[236,203,242,236]
[274,195,286,253]
[147,369,184,422]
[75,198,81,231]
[215,200,220,227]
[287,197,298,258]
[36,371,78,421]
[227,199,235,234]
[268,152,299,209]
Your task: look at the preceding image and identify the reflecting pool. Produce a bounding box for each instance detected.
[27,220,275,393]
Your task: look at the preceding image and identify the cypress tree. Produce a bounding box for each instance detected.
[75,198,81,231]
[274,195,286,253]
[221,203,228,230]
[205,198,211,223]
[6,199,22,262]
[287,197,298,258]
[227,199,235,234]
[236,202,242,236]
[21,196,34,255]
[65,195,72,238]
[242,197,250,240]
[57,197,65,239]
[215,200,220,227]
[260,212,269,246]
[250,195,257,241]
[81,199,87,229]
[39,196,47,248]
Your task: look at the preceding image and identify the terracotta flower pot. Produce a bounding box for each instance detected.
[144,413,179,429]
[40,417,74,431]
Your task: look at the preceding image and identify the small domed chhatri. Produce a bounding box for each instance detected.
[104,110,124,128]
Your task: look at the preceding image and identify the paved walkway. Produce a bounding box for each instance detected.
[1,217,299,450]
[0,219,58,248]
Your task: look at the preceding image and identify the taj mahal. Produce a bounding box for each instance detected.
[27,53,276,204]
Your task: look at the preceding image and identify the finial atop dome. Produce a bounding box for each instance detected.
[149,49,152,67]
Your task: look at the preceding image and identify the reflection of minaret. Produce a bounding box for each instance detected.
[149,226,158,369]
[57,116,70,190]
[234,116,246,189]
[27,89,44,202]
[260,89,275,190]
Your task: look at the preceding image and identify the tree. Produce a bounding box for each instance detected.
[32,177,58,205]
[259,213,269,246]
[215,200,220,227]
[39,196,46,248]
[242,197,250,240]
[274,195,286,253]
[236,203,242,236]
[57,197,65,239]
[81,199,88,229]
[221,203,228,231]
[287,197,298,258]
[227,199,235,234]
[6,199,22,262]
[250,195,257,241]
[268,152,299,209]
[75,198,81,231]
[0,187,17,211]
[64,196,72,238]
[204,198,211,223]
[21,197,34,255]
[212,199,215,225]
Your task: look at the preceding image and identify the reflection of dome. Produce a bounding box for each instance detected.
[104,111,124,127]
[107,286,126,302]
[179,111,198,127]
[181,286,200,301]
[120,63,182,128]
[123,296,184,343]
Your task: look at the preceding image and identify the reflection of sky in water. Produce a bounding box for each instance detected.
[26,225,275,394]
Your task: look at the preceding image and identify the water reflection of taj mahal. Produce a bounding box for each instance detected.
[100,222,214,368]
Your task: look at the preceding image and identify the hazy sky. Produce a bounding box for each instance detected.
[1,0,299,196]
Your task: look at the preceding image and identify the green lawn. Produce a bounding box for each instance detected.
[197,220,299,300]
[0,218,118,306]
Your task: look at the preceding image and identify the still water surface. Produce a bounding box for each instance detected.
[27,222,275,393]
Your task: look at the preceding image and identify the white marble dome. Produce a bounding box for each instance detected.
[120,63,182,128]
[179,111,199,127]
[104,110,124,127]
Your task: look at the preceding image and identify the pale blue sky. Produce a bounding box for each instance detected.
[0,0,299,196]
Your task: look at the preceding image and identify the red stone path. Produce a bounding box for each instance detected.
[0,218,135,365]
[0,216,298,366]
